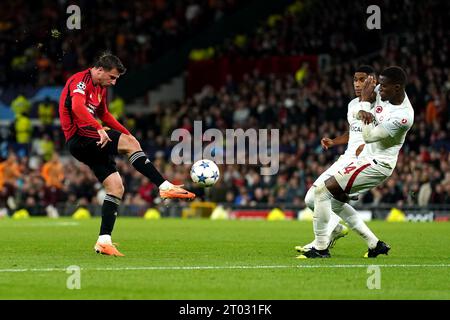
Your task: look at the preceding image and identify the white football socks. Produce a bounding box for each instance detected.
[313,181,379,250]
[159,180,174,190]
[306,185,344,238]
[304,186,315,210]
[313,183,333,250]
[97,234,112,244]
[338,203,379,249]
[327,212,343,235]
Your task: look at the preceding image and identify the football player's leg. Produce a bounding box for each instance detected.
[118,133,195,199]
[304,186,315,210]
[337,202,378,249]
[296,187,342,252]
[297,181,335,258]
[307,178,347,239]
[118,133,165,187]
[327,216,349,249]
[312,181,336,250]
[100,172,123,238]
[297,183,347,254]
[327,211,345,238]
[337,202,390,257]
[95,171,124,256]
[333,163,390,256]
[295,186,318,252]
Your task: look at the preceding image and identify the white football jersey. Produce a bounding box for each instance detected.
[342,97,366,159]
[363,92,414,175]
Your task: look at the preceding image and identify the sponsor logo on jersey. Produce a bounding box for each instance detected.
[375,106,383,113]
[393,119,403,128]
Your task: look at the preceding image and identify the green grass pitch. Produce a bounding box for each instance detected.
[0,217,449,300]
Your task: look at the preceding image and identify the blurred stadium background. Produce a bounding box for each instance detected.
[0,0,449,222]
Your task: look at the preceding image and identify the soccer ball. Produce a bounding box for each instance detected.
[190,159,220,187]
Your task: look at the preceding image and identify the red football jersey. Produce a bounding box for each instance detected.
[59,68,108,141]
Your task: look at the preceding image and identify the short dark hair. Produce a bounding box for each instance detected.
[94,52,126,74]
[380,66,407,86]
[355,65,375,75]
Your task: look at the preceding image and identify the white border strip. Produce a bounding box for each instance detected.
[0,264,449,273]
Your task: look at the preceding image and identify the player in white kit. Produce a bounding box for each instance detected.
[299,66,414,258]
[295,66,377,254]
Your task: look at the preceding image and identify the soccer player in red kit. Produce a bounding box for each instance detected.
[59,53,195,256]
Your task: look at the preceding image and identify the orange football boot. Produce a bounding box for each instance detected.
[94,242,124,257]
[160,185,196,200]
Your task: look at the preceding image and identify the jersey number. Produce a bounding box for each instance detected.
[343,163,357,174]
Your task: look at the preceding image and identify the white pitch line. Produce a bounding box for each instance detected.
[0,264,449,273]
[294,264,450,268]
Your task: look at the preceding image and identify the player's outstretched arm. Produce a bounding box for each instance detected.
[321,131,349,149]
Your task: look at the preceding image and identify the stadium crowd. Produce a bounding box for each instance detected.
[0,0,244,88]
[215,1,449,61]
[1,57,449,215]
[0,0,449,216]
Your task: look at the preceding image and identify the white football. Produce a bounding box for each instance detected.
[190,159,220,187]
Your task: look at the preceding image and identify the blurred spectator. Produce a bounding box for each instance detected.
[14,111,32,157]
[41,152,64,189]
[109,96,125,119]
[429,184,447,204]
[0,152,21,190]
[137,176,156,204]
[11,95,31,118]
[32,132,55,162]
[418,180,432,207]
[0,153,21,215]
[37,97,56,128]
